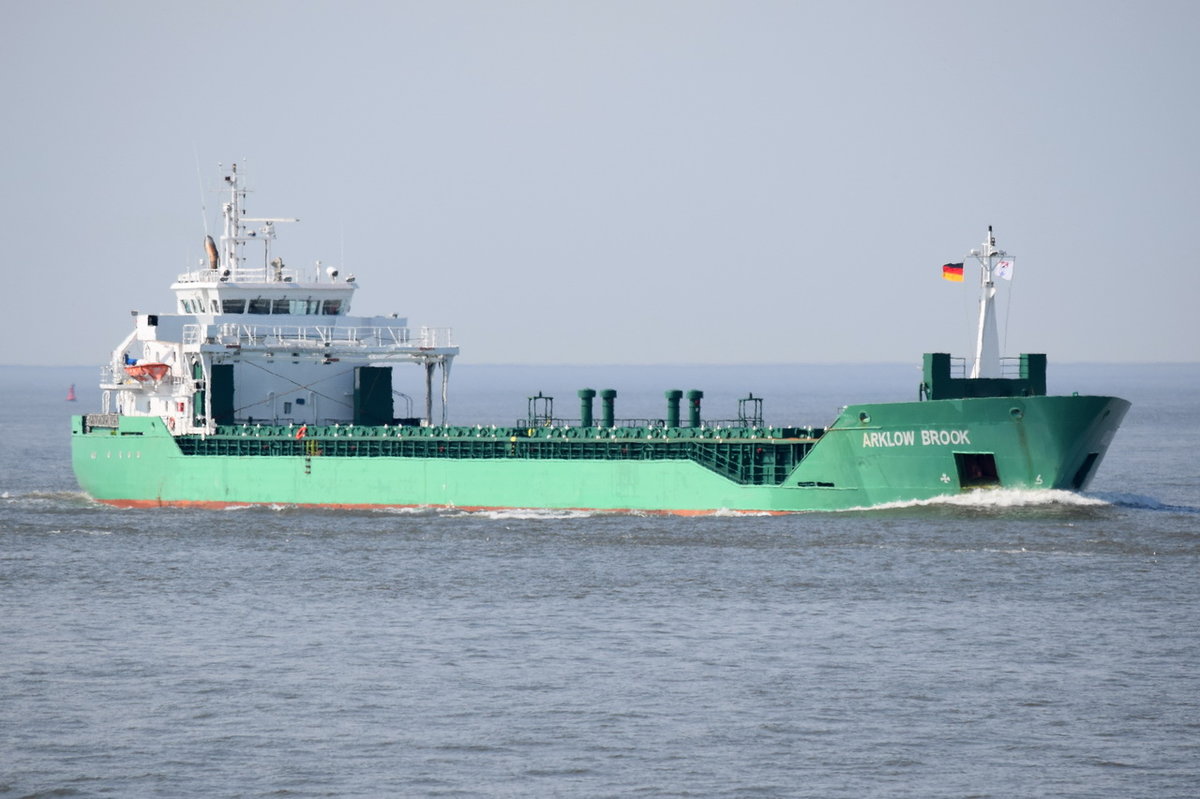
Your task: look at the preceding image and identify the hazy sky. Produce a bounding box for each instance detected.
[3,0,1198,366]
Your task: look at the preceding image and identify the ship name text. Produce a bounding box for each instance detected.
[861,429,972,448]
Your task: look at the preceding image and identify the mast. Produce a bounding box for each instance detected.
[217,163,296,280]
[219,163,242,274]
[969,225,1008,378]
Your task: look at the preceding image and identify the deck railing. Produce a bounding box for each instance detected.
[183,323,454,350]
[945,355,1027,379]
[174,265,308,284]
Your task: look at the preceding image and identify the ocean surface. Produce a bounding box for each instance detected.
[2,363,1198,798]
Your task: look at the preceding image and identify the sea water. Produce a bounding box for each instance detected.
[2,363,1198,798]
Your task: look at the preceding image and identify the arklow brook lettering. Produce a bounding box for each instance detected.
[861,429,971,448]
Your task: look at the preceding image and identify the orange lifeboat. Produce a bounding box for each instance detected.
[124,363,171,382]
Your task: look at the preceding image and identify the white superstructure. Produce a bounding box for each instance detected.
[100,163,458,434]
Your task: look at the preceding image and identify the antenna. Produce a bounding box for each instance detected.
[193,145,209,238]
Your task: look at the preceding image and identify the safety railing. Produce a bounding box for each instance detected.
[183,323,454,350]
[945,355,1027,378]
[999,356,1025,378]
[174,265,307,284]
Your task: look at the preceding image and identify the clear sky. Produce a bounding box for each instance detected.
[2,0,1197,366]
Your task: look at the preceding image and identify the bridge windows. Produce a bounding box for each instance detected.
[215,297,344,315]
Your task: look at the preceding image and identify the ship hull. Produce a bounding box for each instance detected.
[71,393,1129,514]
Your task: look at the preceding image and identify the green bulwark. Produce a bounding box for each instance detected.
[172,423,822,487]
[921,353,1047,400]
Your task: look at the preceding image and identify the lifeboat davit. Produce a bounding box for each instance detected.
[124,363,171,382]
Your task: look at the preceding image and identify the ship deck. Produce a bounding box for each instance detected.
[164,422,825,487]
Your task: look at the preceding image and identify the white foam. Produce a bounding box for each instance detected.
[850,488,1110,512]
[457,508,603,521]
[370,505,444,516]
[709,507,775,517]
[4,490,96,505]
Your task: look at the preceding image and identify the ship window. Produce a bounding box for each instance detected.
[272,299,291,314]
[211,299,219,313]
[283,401,293,414]
[290,299,315,314]
[248,298,271,314]
[322,300,342,315]
[954,452,999,488]
[222,299,246,314]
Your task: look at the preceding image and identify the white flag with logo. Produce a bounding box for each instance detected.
[995,259,1014,280]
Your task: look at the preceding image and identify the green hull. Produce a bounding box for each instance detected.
[71,393,1129,514]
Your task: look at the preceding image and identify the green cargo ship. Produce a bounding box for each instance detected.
[71,166,1128,513]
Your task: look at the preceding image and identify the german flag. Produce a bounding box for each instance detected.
[942,263,964,282]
